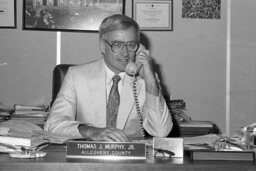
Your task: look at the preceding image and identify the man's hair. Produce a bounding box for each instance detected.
[99,14,140,41]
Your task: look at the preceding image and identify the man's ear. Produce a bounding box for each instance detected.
[99,39,106,55]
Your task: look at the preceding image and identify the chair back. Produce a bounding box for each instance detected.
[51,64,74,106]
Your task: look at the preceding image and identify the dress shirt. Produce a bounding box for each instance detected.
[104,63,125,102]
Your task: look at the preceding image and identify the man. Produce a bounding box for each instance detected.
[44,14,173,142]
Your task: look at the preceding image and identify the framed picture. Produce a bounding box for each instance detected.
[23,0,125,32]
[132,0,173,31]
[182,0,221,19]
[0,0,16,28]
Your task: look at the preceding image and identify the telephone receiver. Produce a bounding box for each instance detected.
[125,44,149,76]
[124,44,149,137]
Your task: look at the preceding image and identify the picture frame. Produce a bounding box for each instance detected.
[23,0,125,32]
[0,0,16,28]
[132,0,173,31]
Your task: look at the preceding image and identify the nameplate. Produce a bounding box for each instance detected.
[66,141,146,160]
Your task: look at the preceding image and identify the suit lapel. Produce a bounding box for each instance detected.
[87,59,107,127]
[116,76,142,130]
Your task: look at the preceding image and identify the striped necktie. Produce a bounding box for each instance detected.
[106,75,121,128]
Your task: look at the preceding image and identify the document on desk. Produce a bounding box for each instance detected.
[32,130,82,144]
[179,121,213,128]
[184,134,221,145]
[183,134,221,150]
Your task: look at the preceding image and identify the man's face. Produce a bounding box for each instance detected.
[101,27,138,74]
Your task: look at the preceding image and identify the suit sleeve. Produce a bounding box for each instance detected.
[44,68,83,137]
[142,87,173,137]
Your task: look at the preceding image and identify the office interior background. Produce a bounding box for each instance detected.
[0,0,256,136]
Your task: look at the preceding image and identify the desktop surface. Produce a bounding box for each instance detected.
[0,144,255,171]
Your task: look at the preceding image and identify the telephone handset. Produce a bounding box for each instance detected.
[125,44,149,137]
[125,44,149,76]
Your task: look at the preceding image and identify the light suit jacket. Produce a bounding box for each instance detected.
[44,58,173,138]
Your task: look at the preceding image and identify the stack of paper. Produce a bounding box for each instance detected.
[0,120,82,153]
[183,134,221,150]
[10,104,49,125]
[0,130,48,153]
[0,134,47,148]
[0,104,11,122]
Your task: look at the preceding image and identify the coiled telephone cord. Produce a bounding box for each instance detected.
[132,76,145,137]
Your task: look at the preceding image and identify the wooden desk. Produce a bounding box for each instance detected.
[0,145,255,171]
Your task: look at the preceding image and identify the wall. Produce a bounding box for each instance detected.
[230,0,256,134]
[0,0,255,135]
[0,1,56,108]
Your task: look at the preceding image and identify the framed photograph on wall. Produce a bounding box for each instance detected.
[23,0,125,32]
[0,0,16,28]
[132,0,173,31]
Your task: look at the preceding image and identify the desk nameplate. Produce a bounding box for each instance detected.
[66,141,146,160]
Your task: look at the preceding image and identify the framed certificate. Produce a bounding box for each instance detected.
[132,0,173,31]
[0,0,16,28]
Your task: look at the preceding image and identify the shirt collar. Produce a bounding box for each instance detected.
[103,62,125,85]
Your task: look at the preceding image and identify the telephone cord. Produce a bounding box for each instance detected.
[132,75,145,137]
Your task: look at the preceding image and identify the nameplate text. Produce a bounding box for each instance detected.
[66,141,146,160]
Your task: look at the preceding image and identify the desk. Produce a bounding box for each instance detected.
[0,145,255,171]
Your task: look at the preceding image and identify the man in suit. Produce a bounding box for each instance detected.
[45,14,173,142]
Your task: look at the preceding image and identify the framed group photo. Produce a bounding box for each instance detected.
[0,0,16,28]
[132,0,173,31]
[23,0,125,32]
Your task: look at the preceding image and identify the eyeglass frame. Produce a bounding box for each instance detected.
[103,39,139,53]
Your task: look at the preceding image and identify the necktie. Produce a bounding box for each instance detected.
[106,75,121,128]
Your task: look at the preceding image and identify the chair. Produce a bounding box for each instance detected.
[51,64,221,137]
[51,64,74,106]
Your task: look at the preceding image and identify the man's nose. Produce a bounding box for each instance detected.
[122,45,129,56]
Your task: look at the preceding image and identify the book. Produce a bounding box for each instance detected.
[189,150,255,161]
[0,135,48,147]
[11,105,49,125]
[13,104,48,115]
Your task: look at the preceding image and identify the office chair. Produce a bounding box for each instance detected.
[51,64,75,106]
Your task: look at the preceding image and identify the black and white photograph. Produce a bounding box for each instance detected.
[23,0,124,31]
[1,0,256,170]
[182,0,221,19]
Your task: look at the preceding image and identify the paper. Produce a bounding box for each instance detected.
[32,130,82,144]
[183,134,221,145]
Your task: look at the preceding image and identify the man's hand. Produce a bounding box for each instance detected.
[136,50,159,96]
[78,124,129,142]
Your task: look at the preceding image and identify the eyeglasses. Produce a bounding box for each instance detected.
[213,137,245,151]
[104,39,138,53]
